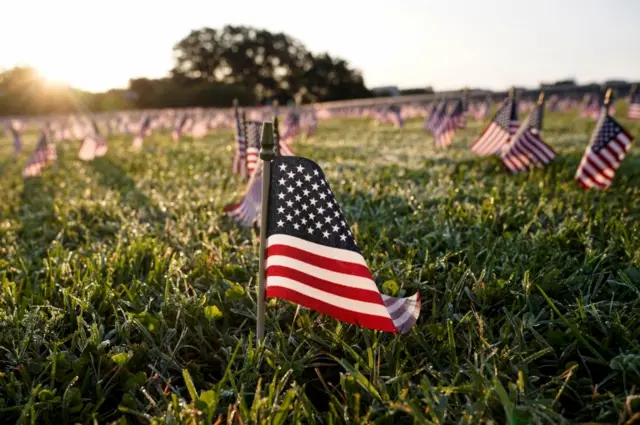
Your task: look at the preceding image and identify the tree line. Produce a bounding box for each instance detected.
[0,25,374,116]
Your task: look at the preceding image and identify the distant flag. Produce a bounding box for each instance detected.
[575,90,634,189]
[425,101,446,133]
[628,86,640,120]
[501,93,556,173]
[281,110,301,145]
[434,100,464,149]
[9,121,22,154]
[388,105,405,128]
[23,130,57,178]
[172,115,190,142]
[304,108,318,137]
[471,91,519,156]
[261,154,421,333]
[133,115,151,150]
[275,116,295,157]
[245,120,263,176]
[232,110,248,179]
[581,92,602,120]
[79,120,107,161]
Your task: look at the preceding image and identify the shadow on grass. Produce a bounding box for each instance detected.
[89,156,168,226]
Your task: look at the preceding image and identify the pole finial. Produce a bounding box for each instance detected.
[260,121,275,161]
[604,88,613,106]
[537,92,545,105]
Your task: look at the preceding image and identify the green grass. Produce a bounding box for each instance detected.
[1,111,640,424]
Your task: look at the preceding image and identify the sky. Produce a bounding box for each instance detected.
[1,0,639,93]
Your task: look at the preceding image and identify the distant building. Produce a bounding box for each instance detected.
[371,86,400,97]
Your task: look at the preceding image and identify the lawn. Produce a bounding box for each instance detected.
[1,111,640,424]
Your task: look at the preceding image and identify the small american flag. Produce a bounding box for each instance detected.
[132,115,151,150]
[23,130,56,178]
[171,115,190,141]
[501,101,556,173]
[79,120,108,161]
[580,93,601,120]
[9,122,22,154]
[264,156,421,333]
[471,96,519,156]
[628,89,640,120]
[425,102,446,133]
[575,113,634,189]
[232,111,248,178]
[282,111,301,144]
[434,100,464,149]
[245,120,263,176]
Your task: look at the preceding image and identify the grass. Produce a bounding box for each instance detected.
[0,109,640,424]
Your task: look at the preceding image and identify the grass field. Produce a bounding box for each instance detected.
[1,111,640,424]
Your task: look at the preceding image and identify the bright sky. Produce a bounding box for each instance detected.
[2,0,639,93]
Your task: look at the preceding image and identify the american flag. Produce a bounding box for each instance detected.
[303,109,318,137]
[580,93,601,120]
[388,105,405,128]
[628,90,640,120]
[172,115,190,141]
[133,115,151,150]
[23,130,57,178]
[225,121,294,228]
[264,156,421,333]
[575,113,634,189]
[245,120,263,176]
[275,116,295,157]
[282,111,301,144]
[9,122,22,154]
[434,100,464,149]
[425,102,446,133]
[232,110,248,178]
[79,121,108,161]
[471,96,519,156]
[501,101,556,173]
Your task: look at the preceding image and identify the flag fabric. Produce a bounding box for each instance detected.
[224,160,264,227]
[425,102,446,133]
[388,105,405,128]
[172,115,190,141]
[471,96,519,156]
[133,116,151,150]
[581,93,601,120]
[433,100,463,149]
[245,120,263,176]
[629,90,640,120]
[79,121,108,161]
[575,113,634,189]
[9,122,22,154]
[23,131,56,177]
[264,156,421,333]
[282,111,301,144]
[232,111,248,178]
[501,101,556,173]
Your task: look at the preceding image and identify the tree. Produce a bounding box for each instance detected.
[171,25,369,103]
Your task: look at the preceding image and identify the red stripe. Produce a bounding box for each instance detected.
[266,265,384,304]
[266,286,397,333]
[266,244,373,278]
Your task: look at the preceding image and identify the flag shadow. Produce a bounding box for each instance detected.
[89,157,168,226]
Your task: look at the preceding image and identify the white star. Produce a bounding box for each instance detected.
[322,230,330,238]
[327,201,334,208]
[287,171,295,179]
[333,211,340,218]
[301,203,309,211]
[313,169,319,176]
[319,193,327,200]
[277,220,284,227]
[339,234,347,242]
[320,179,327,185]
[310,198,318,206]
[296,165,304,173]
[301,218,308,225]
[303,189,310,196]
[311,183,320,191]
[286,200,294,207]
[332,224,339,232]
[279,164,287,171]
[325,216,333,224]
[293,223,300,230]
[309,212,316,220]
[277,193,285,200]
[277,206,285,214]
[295,194,302,202]
[294,209,301,216]
[295,180,303,187]
[286,214,293,221]
[304,174,312,181]
[307,227,314,234]
[278,178,286,185]
[286,186,295,193]
[317,206,326,214]
[315,222,323,229]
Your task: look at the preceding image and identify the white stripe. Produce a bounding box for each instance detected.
[266,256,379,291]
[267,276,391,318]
[267,234,367,266]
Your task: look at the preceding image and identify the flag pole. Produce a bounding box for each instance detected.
[604,88,612,115]
[256,121,275,343]
[538,91,545,105]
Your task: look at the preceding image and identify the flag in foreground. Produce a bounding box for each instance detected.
[471,95,519,156]
[575,113,634,189]
[501,97,556,172]
[264,156,421,333]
